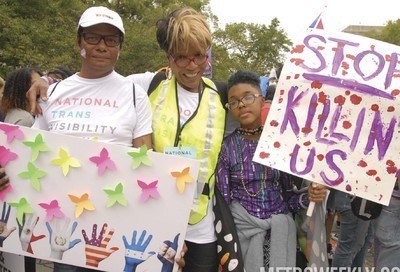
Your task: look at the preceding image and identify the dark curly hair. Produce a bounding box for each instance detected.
[227,70,261,94]
[1,67,43,113]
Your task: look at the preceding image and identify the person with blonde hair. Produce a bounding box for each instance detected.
[126,7,225,271]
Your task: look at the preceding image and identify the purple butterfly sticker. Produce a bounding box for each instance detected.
[38,200,65,221]
[0,123,24,143]
[89,148,116,176]
[0,146,18,166]
[137,180,160,203]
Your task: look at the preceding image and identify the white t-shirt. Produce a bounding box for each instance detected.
[128,72,217,243]
[33,71,152,147]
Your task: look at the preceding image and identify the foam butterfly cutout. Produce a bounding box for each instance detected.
[50,148,81,176]
[104,182,127,207]
[23,134,50,161]
[137,180,160,202]
[68,193,95,218]
[0,123,24,143]
[89,148,116,176]
[18,162,47,191]
[127,145,152,169]
[9,197,34,225]
[170,167,194,193]
[38,200,65,221]
[0,146,18,166]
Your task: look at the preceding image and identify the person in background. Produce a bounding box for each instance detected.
[0,76,5,122]
[1,66,43,272]
[46,66,74,80]
[261,84,276,125]
[216,70,326,272]
[372,176,400,270]
[1,67,42,126]
[330,191,374,270]
[0,76,9,191]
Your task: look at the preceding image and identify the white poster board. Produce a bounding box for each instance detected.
[0,123,199,271]
[254,29,400,205]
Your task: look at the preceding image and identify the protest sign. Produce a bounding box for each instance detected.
[254,29,400,205]
[0,123,199,271]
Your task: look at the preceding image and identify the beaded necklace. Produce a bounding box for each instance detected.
[237,136,267,197]
[235,126,263,136]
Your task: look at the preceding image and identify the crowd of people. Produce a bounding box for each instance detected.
[0,4,398,272]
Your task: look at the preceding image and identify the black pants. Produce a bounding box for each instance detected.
[183,240,218,272]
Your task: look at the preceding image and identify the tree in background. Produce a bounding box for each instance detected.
[0,0,292,82]
[212,18,292,81]
[365,19,400,46]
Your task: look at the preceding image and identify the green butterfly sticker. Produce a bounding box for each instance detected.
[23,134,50,161]
[104,182,127,208]
[127,145,152,169]
[18,162,47,191]
[9,197,34,225]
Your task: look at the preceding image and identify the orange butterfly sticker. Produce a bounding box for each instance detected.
[170,167,194,193]
[68,193,95,218]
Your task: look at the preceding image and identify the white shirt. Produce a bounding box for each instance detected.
[33,71,152,147]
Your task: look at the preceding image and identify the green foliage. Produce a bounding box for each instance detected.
[212,18,292,81]
[0,0,291,83]
[365,19,400,46]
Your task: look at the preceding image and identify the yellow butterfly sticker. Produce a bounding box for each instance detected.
[68,193,95,218]
[50,148,81,176]
[170,167,194,193]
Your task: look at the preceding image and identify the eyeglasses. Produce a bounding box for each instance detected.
[81,32,123,47]
[225,94,263,110]
[171,54,208,68]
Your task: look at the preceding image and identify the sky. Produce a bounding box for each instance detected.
[210,0,399,42]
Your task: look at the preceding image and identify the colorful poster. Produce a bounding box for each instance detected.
[0,123,199,271]
[254,29,400,205]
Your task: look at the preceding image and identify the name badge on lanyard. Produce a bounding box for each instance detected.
[163,146,197,160]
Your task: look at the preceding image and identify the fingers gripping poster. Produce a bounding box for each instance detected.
[254,29,400,206]
[0,123,199,271]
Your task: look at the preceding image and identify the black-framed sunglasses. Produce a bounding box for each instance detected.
[171,54,208,68]
[225,94,263,110]
[81,32,123,47]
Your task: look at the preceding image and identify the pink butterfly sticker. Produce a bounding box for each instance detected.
[0,184,13,201]
[0,123,24,143]
[38,200,65,221]
[89,148,116,176]
[0,146,18,166]
[137,180,160,203]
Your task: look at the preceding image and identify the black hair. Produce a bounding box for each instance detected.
[156,9,179,52]
[47,66,74,80]
[265,84,276,101]
[1,67,43,113]
[227,70,261,93]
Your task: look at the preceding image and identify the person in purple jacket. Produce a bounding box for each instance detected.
[215,70,326,272]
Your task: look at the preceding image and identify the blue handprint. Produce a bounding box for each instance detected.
[122,230,155,272]
[157,233,180,272]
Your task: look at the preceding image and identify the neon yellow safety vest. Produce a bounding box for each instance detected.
[149,76,226,224]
